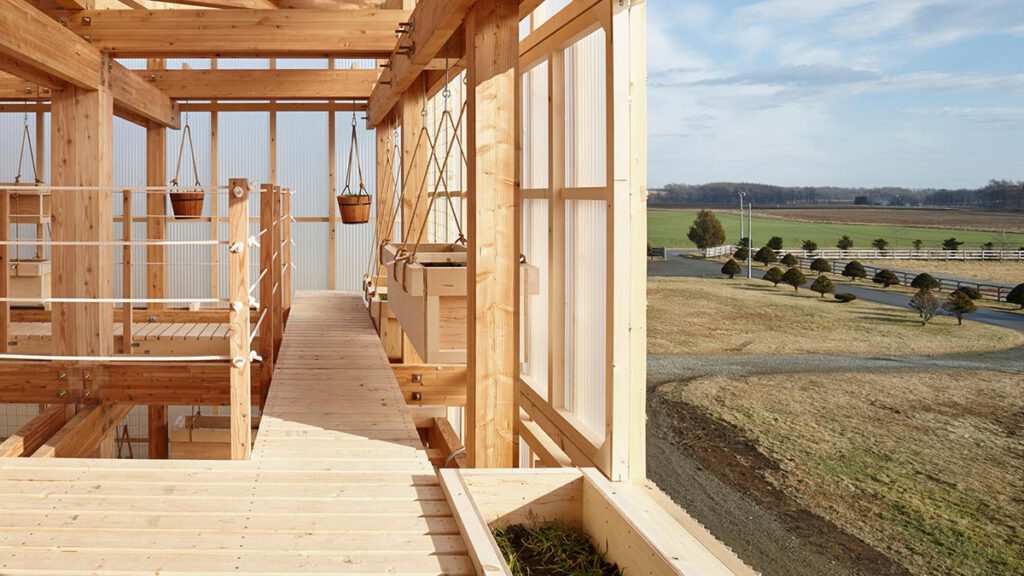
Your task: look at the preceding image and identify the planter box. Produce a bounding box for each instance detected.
[9,259,50,310]
[440,468,750,576]
[1,186,51,224]
[169,414,260,460]
[383,243,540,364]
[369,292,402,362]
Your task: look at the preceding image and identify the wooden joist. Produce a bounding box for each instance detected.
[394,364,467,406]
[0,405,74,457]
[62,9,411,58]
[110,63,181,129]
[140,68,379,101]
[31,403,132,458]
[366,0,475,126]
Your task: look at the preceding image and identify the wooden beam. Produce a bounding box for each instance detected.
[227,178,252,460]
[62,9,411,58]
[394,364,467,406]
[0,0,101,90]
[139,68,378,101]
[149,0,277,8]
[426,417,467,468]
[465,0,517,468]
[367,0,475,126]
[0,72,53,99]
[110,62,180,128]
[0,362,260,405]
[31,403,133,458]
[0,405,75,457]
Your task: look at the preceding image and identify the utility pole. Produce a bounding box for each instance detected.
[747,201,753,279]
[738,192,746,244]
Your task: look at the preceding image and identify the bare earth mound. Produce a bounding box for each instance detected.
[647,277,1024,355]
[656,370,1024,576]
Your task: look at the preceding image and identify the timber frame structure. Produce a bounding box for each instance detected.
[0,0,753,574]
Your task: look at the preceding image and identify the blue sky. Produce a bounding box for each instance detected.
[647,0,1024,188]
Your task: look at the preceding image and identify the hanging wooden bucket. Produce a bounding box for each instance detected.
[338,194,371,224]
[170,189,204,219]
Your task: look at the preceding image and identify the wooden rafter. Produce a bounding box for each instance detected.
[31,403,133,458]
[140,68,379,100]
[61,9,411,57]
[366,0,475,127]
[147,0,278,8]
[0,405,75,457]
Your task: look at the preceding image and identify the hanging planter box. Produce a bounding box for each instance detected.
[384,243,468,364]
[440,468,749,576]
[10,259,51,310]
[0,186,50,224]
[169,189,205,219]
[383,243,541,364]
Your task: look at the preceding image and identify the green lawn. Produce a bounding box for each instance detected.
[649,209,1024,250]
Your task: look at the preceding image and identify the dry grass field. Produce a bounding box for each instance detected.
[745,207,1024,233]
[647,276,1024,355]
[659,370,1024,576]
[856,259,1024,286]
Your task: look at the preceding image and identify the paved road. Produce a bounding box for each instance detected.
[649,251,1024,332]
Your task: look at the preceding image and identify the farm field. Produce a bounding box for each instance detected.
[649,208,1024,250]
[653,370,1024,576]
[735,207,1024,233]
[646,276,1024,355]
[855,259,1023,286]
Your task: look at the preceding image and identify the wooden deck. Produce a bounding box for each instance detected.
[8,322,240,355]
[0,292,473,574]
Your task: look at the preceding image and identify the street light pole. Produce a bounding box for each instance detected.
[747,201,753,280]
[738,192,746,244]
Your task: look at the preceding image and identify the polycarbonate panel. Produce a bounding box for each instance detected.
[564,28,607,188]
[521,60,549,190]
[532,0,573,29]
[521,199,549,399]
[423,70,467,244]
[280,112,329,218]
[563,199,606,439]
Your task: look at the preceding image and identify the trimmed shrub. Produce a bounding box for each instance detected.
[942,237,964,251]
[810,258,831,274]
[733,246,750,261]
[910,289,939,325]
[871,238,889,251]
[810,275,836,298]
[763,267,784,287]
[944,290,977,325]
[912,239,923,250]
[954,286,981,300]
[834,293,857,303]
[873,269,900,288]
[911,273,940,291]
[781,268,806,292]
[1007,283,1024,309]
[836,235,854,250]
[687,210,726,249]
[842,261,867,281]
[780,253,799,268]
[721,258,742,279]
[738,237,750,248]
[801,239,818,252]
[767,236,784,250]
[753,246,778,266]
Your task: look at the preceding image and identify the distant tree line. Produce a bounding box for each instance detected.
[651,179,1024,211]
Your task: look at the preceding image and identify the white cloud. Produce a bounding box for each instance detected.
[908,106,1024,129]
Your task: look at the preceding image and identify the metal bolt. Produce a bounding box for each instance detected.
[411,373,423,384]
[83,372,92,381]
[232,357,246,368]
[411,392,422,402]
[83,34,92,42]
[82,16,92,24]
[83,389,92,399]
[57,371,68,381]
[232,186,244,198]
[229,242,244,253]
[57,388,68,399]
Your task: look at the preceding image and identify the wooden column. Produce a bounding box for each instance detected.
[258,183,276,409]
[271,186,283,358]
[121,190,133,353]
[400,79,427,243]
[0,190,8,354]
[34,112,45,260]
[210,57,220,300]
[282,188,292,316]
[375,119,390,281]
[147,405,168,459]
[145,59,169,457]
[50,66,114,357]
[227,178,252,460]
[328,91,337,290]
[465,0,518,468]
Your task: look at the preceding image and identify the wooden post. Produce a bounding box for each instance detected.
[34,112,45,260]
[375,119,391,281]
[258,183,276,410]
[147,405,168,459]
[210,57,220,301]
[272,186,283,358]
[400,79,427,243]
[465,0,518,468]
[0,189,8,354]
[227,177,252,460]
[146,59,167,312]
[50,65,115,358]
[548,50,566,409]
[121,190,133,354]
[282,188,292,316]
[328,59,338,290]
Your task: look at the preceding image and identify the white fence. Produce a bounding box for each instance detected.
[704,245,1024,261]
[704,245,736,258]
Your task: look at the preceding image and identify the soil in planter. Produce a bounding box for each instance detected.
[493,522,621,576]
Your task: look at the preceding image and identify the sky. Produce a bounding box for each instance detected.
[647,0,1024,189]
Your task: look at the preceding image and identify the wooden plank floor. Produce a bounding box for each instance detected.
[8,322,236,355]
[0,292,473,575]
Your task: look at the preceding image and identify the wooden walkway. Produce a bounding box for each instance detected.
[9,322,235,355]
[0,291,473,574]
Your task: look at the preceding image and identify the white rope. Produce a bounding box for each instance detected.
[0,239,224,247]
[0,297,222,304]
[0,353,231,362]
[249,308,268,345]
[0,185,237,192]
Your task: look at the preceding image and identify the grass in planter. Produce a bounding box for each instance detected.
[493,522,621,576]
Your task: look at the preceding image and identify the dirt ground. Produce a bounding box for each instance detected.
[725,207,1024,234]
[855,259,1023,286]
[649,371,1024,576]
[647,276,1024,356]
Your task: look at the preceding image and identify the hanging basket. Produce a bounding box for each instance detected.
[338,193,371,225]
[170,188,205,219]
